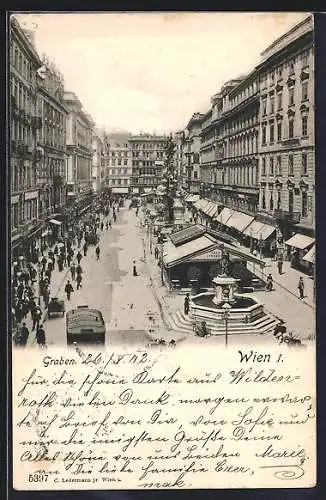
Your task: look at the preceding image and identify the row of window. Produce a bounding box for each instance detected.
[108,179,129,186]
[131,142,165,150]
[110,159,128,166]
[10,41,35,83]
[262,81,309,115]
[261,188,309,218]
[110,151,128,157]
[11,199,38,228]
[229,81,258,109]
[11,75,35,114]
[132,151,164,159]
[262,115,308,144]
[260,50,310,88]
[261,152,309,177]
[11,120,34,146]
[108,168,129,175]
[11,164,37,194]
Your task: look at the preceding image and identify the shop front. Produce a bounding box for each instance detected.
[285,233,315,273]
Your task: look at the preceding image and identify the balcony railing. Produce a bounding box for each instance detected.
[274,209,301,223]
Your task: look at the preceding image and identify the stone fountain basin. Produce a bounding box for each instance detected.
[190,292,264,324]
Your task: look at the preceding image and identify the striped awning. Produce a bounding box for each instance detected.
[285,234,315,250]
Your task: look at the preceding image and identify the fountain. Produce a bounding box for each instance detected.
[190,274,277,335]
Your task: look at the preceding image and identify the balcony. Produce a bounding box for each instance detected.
[281,138,300,148]
[274,209,300,223]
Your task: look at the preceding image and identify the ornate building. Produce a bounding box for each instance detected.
[129,134,166,195]
[63,91,94,214]
[257,15,314,240]
[105,133,132,196]
[36,58,68,226]
[10,17,43,258]
[183,113,204,194]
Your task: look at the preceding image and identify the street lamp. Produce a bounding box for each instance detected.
[222,302,231,348]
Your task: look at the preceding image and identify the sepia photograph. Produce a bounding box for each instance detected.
[8,11,317,491]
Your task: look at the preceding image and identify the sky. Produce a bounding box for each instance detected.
[15,12,308,134]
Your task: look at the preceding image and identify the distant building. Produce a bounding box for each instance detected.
[10,16,42,258]
[105,133,132,196]
[129,134,167,195]
[184,113,204,194]
[63,91,94,214]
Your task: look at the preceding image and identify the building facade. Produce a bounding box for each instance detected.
[129,134,166,195]
[183,113,204,194]
[63,91,94,214]
[105,133,132,196]
[218,75,260,214]
[92,131,105,194]
[10,17,42,257]
[257,15,314,240]
[36,59,68,226]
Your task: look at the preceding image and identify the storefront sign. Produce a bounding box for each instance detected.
[191,249,223,261]
[24,190,38,200]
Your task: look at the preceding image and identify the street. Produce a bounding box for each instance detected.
[32,207,164,346]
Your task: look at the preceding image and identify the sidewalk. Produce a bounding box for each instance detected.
[247,256,315,309]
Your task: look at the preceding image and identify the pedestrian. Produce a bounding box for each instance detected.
[43,285,50,308]
[133,260,138,276]
[298,277,305,299]
[277,259,283,275]
[105,221,109,230]
[64,280,74,301]
[32,305,42,331]
[109,220,112,229]
[58,256,64,272]
[76,274,82,290]
[76,251,82,265]
[41,255,47,273]
[100,221,104,231]
[83,242,88,257]
[67,253,72,267]
[76,264,82,277]
[70,263,76,281]
[18,322,30,347]
[45,267,52,281]
[266,273,273,292]
[36,324,46,348]
[95,245,100,261]
[184,293,190,315]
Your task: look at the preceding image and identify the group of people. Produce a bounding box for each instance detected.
[12,194,124,347]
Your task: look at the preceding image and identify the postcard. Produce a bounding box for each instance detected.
[9,11,316,490]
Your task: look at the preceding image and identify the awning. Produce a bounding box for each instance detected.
[243,220,276,240]
[49,219,62,226]
[214,207,234,225]
[285,234,315,250]
[224,210,254,232]
[303,245,315,264]
[206,202,220,218]
[163,235,216,268]
[200,200,212,215]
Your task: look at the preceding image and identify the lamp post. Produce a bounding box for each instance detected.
[222,302,231,348]
[160,243,164,285]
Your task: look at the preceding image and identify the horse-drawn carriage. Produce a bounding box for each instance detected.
[47,297,65,318]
